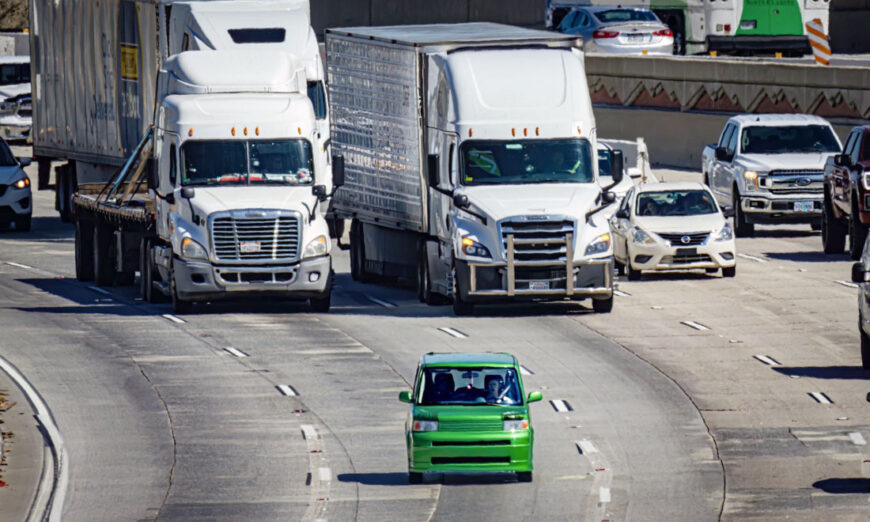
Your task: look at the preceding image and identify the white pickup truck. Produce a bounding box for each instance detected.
[702,114,841,237]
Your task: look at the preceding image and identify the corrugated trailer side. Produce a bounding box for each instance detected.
[326,30,428,233]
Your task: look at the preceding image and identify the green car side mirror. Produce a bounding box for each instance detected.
[527,391,543,403]
[398,390,413,403]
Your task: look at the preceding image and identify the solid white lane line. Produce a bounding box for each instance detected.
[737,253,768,263]
[809,392,833,404]
[161,314,186,324]
[519,365,534,376]
[224,347,248,358]
[599,487,611,504]
[301,424,318,440]
[5,261,33,269]
[850,432,867,446]
[318,467,332,482]
[438,327,469,339]
[550,399,573,413]
[753,355,781,366]
[87,286,112,296]
[835,280,859,289]
[366,295,397,308]
[613,289,631,297]
[277,384,298,397]
[576,439,599,454]
[681,320,710,331]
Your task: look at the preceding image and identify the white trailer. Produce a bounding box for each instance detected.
[327,23,622,315]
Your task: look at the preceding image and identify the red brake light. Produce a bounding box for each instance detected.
[593,30,619,39]
[724,24,731,33]
[655,29,674,37]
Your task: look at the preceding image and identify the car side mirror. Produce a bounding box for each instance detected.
[427,154,439,188]
[180,187,195,199]
[834,154,851,167]
[715,147,730,162]
[527,391,543,403]
[312,185,328,201]
[601,191,616,205]
[331,154,345,188]
[398,390,413,403]
[610,150,624,184]
[17,157,32,167]
[453,193,469,209]
[852,262,868,283]
[616,208,629,219]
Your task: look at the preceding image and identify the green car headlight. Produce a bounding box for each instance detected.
[504,419,529,431]
[413,420,438,432]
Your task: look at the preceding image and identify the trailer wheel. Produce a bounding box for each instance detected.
[417,243,436,305]
[350,219,369,282]
[75,219,95,281]
[56,163,76,223]
[93,222,116,286]
[139,238,161,302]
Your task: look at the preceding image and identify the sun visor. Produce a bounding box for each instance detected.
[163,50,305,95]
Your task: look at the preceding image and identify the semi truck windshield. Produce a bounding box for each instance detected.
[460,139,594,186]
[181,140,314,186]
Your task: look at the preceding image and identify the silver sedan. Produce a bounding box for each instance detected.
[555,6,674,56]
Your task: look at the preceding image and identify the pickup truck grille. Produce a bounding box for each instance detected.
[211,214,300,262]
[769,169,823,176]
[767,171,823,195]
[655,232,709,246]
[501,219,574,263]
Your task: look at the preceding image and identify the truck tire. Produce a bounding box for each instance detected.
[170,259,193,314]
[822,194,846,254]
[350,219,369,282]
[592,296,613,313]
[417,244,437,305]
[849,198,868,260]
[733,192,754,237]
[861,326,870,370]
[75,219,95,281]
[139,238,162,302]
[93,222,116,286]
[451,264,474,316]
[310,294,331,313]
[56,163,75,223]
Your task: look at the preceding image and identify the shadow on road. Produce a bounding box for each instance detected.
[10,278,151,316]
[773,366,870,380]
[337,472,410,486]
[0,216,73,241]
[813,478,870,494]
[337,471,522,486]
[763,251,850,263]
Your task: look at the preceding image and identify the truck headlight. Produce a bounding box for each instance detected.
[743,170,759,189]
[862,172,870,192]
[412,420,438,432]
[12,176,30,189]
[584,233,611,256]
[504,419,529,431]
[715,222,733,241]
[461,236,491,258]
[181,237,208,260]
[631,227,655,245]
[303,235,328,258]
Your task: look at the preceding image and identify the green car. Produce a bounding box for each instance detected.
[399,352,543,483]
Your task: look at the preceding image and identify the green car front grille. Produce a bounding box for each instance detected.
[438,419,503,432]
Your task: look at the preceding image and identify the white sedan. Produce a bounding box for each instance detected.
[609,182,736,280]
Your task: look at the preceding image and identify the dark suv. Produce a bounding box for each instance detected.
[822,125,870,259]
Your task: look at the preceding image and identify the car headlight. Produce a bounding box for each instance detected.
[863,172,870,192]
[13,176,30,189]
[181,237,208,260]
[412,420,438,432]
[716,222,733,241]
[504,419,529,431]
[743,170,759,189]
[303,235,328,258]
[584,233,611,256]
[461,236,491,258]
[631,227,655,244]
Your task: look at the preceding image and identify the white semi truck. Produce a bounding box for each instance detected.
[327,23,622,315]
[29,0,330,221]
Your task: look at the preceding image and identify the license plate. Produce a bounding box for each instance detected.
[529,281,550,291]
[793,201,814,212]
[240,241,261,253]
[676,247,697,256]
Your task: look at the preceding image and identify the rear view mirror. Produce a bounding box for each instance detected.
[852,262,868,283]
[398,390,413,403]
[332,155,345,188]
[527,391,543,403]
[180,187,195,199]
[610,150,624,184]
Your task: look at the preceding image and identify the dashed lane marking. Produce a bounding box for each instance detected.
[737,253,768,263]
[850,432,867,446]
[599,487,611,504]
[550,399,573,413]
[277,384,298,397]
[87,286,112,296]
[681,320,710,331]
[809,392,834,404]
[438,327,469,339]
[5,261,33,270]
[318,467,332,482]
[753,355,781,366]
[224,347,249,358]
[519,365,534,376]
[835,280,859,289]
[613,289,631,297]
[301,424,318,440]
[161,314,186,324]
[576,439,598,454]
[366,295,397,308]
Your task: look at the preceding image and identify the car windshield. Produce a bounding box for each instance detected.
[0,140,16,166]
[460,139,594,186]
[740,125,840,154]
[418,367,522,406]
[181,139,313,186]
[0,63,29,86]
[594,9,658,23]
[636,190,718,216]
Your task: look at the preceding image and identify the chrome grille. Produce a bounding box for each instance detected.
[501,219,574,264]
[655,232,709,246]
[211,214,300,262]
[769,169,823,176]
[438,419,504,432]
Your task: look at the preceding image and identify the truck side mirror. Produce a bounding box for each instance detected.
[398,390,413,403]
[312,185,328,201]
[834,154,851,167]
[601,191,616,205]
[852,262,867,283]
[453,193,469,209]
[615,208,629,219]
[332,154,345,188]
[427,154,439,188]
[610,150,624,184]
[180,187,195,199]
[715,147,731,162]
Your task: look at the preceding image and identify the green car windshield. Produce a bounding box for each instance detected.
[460,139,594,186]
[418,367,522,406]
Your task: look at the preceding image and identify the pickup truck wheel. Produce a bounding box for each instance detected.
[75,219,95,281]
[849,199,868,260]
[722,266,736,278]
[93,223,116,286]
[861,327,870,370]
[822,195,846,254]
[517,471,533,483]
[592,296,613,313]
[733,193,754,237]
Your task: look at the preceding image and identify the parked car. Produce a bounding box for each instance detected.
[399,352,543,484]
[702,114,841,237]
[822,125,870,259]
[0,136,32,231]
[554,6,674,55]
[851,238,870,369]
[0,56,31,141]
[610,182,736,280]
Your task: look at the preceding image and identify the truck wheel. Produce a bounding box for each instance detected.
[822,195,846,254]
[517,471,533,483]
[861,327,870,370]
[849,199,868,260]
[349,220,368,282]
[139,238,158,302]
[310,294,331,313]
[14,215,31,232]
[93,223,116,286]
[592,296,613,313]
[170,260,193,314]
[417,246,436,305]
[408,472,423,484]
[722,266,736,278]
[75,219,95,281]
[733,193,754,237]
[451,264,474,316]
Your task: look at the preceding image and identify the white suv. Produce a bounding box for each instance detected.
[0,56,31,141]
[0,137,32,231]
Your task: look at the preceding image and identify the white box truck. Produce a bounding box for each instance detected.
[326,23,622,315]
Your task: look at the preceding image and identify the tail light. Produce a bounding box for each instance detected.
[654,29,674,37]
[593,30,619,39]
[724,24,731,33]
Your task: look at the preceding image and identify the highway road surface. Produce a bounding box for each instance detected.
[0,154,868,520]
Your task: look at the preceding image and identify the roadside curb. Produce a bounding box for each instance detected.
[0,355,67,522]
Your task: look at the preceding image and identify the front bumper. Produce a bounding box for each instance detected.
[707,35,810,53]
[174,254,332,302]
[0,115,31,140]
[0,185,31,219]
[408,429,533,473]
[630,239,736,271]
[742,194,822,224]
